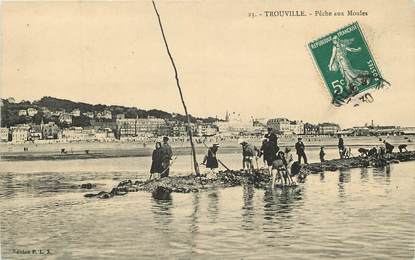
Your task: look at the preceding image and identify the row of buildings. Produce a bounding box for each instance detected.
[0,123,115,143]
[2,106,413,143]
[0,117,219,143]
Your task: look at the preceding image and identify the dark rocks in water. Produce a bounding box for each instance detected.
[396,152,415,162]
[308,165,323,173]
[118,180,133,188]
[98,192,113,199]
[84,191,107,198]
[152,186,172,200]
[324,165,338,171]
[80,183,96,189]
[84,187,127,199]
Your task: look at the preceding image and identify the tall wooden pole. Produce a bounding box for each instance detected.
[152,1,200,176]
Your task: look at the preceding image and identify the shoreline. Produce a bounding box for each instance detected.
[1,135,413,161]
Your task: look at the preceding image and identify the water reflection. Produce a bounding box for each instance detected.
[207,190,219,224]
[338,168,351,199]
[360,167,369,182]
[241,184,255,230]
[189,193,200,255]
[372,165,391,186]
[151,194,173,229]
[262,186,303,239]
[0,173,15,199]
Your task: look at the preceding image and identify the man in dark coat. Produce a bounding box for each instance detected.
[295,137,307,164]
[384,140,394,154]
[319,146,326,162]
[265,128,279,152]
[260,138,277,173]
[160,136,173,178]
[338,134,345,159]
[202,143,219,172]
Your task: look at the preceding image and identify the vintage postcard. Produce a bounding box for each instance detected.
[1,1,414,259]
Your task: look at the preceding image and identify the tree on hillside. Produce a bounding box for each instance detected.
[72,115,92,127]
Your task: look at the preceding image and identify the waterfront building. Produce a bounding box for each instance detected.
[116,117,167,138]
[195,123,218,137]
[352,126,370,136]
[336,129,354,136]
[42,122,60,139]
[172,124,189,137]
[95,128,115,140]
[267,118,304,135]
[369,126,401,136]
[304,123,319,135]
[216,111,253,136]
[401,127,415,135]
[10,125,30,143]
[27,108,38,117]
[318,123,340,135]
[29,125,43,140]
[0,127,10,142]
[61,127,95,141]
[157,124,173,137]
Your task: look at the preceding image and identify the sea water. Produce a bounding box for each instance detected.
[0,147,414,259]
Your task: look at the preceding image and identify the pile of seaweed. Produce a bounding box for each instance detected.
[83,151,415,199]
[84,169,287,199]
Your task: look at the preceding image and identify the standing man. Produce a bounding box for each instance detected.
[319,146,326,162]
[295,137,308,164]
[240,140,257,173]
[265,128,279,152]
[338,134,345,159]
[160,136,173,178]
[261,138,277,173]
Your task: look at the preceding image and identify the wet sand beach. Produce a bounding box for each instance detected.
[1,135,413,161]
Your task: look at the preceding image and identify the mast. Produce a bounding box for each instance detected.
[152,1,200,176]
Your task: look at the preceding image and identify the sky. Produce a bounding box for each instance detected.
[1,0,414,128]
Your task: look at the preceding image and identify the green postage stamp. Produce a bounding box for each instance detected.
[308,22,389,106]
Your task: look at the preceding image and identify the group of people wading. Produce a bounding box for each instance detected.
[199,128,305,187]
[238,128,303,187]
[150,129,409,185]
[149,128,306,187]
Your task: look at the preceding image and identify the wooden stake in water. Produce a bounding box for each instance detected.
[152,1,200,176]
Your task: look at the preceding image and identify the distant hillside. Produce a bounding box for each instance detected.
[1,96,221,127]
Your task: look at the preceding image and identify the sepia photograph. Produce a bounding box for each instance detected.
[1,0,414,259]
